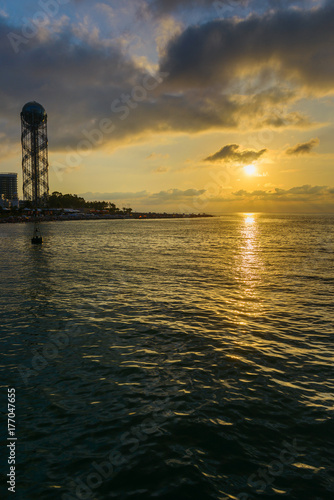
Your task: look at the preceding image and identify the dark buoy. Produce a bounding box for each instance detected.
[31,223,43,245]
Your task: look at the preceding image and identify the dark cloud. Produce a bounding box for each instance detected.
[0,17,141,147]
[204,144,266,163]
[0,16,276,155]
[286,138,320,155]
[160,3,334,91]
[0,7,320,157]
[0,18,238,152]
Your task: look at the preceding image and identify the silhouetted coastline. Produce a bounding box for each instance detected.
[0,211,214,224]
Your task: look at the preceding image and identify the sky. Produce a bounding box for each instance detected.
[1,0,334,213]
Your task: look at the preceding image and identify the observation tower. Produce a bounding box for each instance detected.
[21,101,49,244]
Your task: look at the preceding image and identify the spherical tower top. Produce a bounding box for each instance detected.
[21,101,46,126]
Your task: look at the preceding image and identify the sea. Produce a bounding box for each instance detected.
[0,214,333,500]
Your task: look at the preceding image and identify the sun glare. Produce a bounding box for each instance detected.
[245,215,255,224]
[244,165,256,176]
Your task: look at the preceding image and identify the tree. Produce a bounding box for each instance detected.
[46,192,130,213]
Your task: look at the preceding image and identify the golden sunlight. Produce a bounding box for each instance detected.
[244,214,255,224]
[244,165,257,176]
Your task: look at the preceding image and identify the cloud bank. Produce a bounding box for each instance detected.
[233,185,334,201]
[80,185,334,207]
[160,2,334,92]
[80,188,206,204]
[1,2,330,157]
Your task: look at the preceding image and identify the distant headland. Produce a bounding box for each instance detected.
[0,191,213,223]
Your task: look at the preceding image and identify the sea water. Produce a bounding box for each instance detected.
[1,214,333,499]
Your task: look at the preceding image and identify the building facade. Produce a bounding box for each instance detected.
[0,173,18,200]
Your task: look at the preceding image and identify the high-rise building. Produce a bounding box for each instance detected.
[0,173,18,200]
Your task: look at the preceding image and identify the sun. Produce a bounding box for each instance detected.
[244,164,257,176]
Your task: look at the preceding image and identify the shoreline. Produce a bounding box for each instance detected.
[0,212,214,224]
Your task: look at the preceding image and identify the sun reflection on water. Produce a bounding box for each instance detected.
[234,214,265,318]
[241,214,258,260]
[245,215,255,225]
